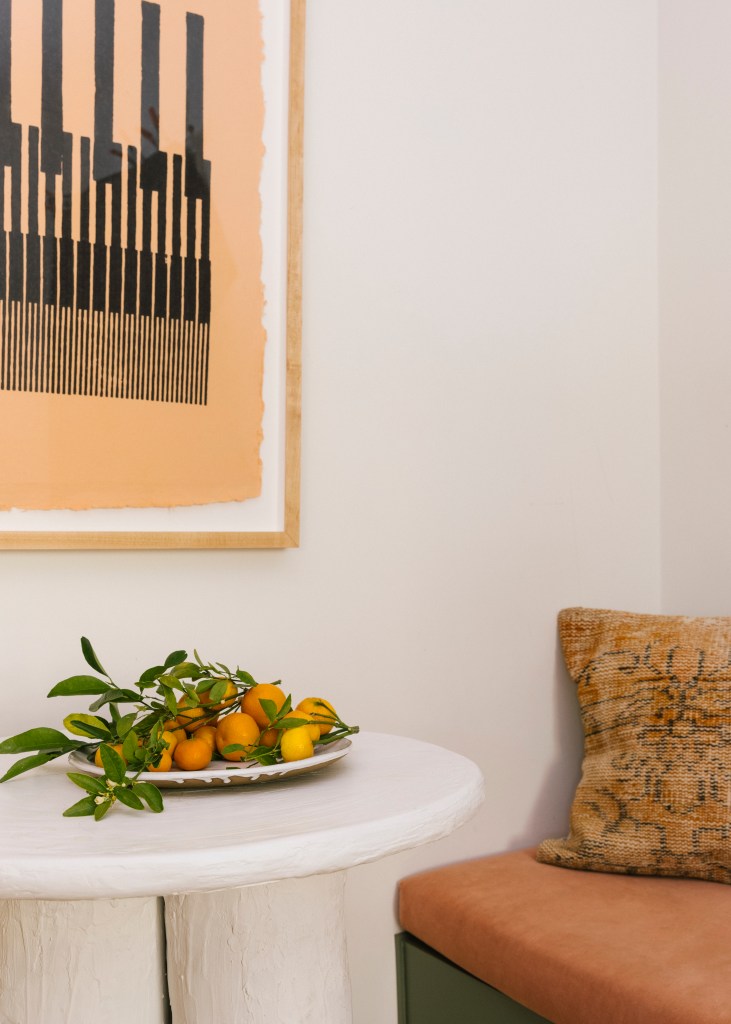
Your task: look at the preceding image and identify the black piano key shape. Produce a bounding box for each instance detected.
[0,0,212,404]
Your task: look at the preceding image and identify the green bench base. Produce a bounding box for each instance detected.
[395,933,552,1024]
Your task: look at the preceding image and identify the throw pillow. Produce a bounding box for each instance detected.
[537,606,731,883]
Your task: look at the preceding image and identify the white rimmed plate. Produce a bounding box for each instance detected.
[67,738,352,789]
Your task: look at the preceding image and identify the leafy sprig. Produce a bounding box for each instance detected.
[0,638,359,820]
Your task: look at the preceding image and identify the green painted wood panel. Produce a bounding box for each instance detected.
[395,932,553,1024]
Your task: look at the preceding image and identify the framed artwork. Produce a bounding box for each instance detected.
[0,0,303,549]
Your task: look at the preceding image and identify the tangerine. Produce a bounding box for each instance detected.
[173,737,213,771]
[195,725,218,751]
[215,712,260,761]
[148,749,173,772]
[176,696,217,733]
[280,725,315,762]
[296,698,337,736]
[160,730,180,753]
[242,684,286,728]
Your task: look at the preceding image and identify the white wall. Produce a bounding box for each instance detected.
[660,0,731,616]
[0,2,661,1022]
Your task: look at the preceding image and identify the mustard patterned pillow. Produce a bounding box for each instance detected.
[537,607,731,883]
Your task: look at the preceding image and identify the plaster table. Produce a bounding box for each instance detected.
[0,731,484,1024]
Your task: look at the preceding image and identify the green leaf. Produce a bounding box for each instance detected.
[114,787,145,811]
[94,800,112,821]
[0,728,78,754]
[122,730,140,761]
[235,670,257,687]
[135,712,163,735]
[67,772,107,795]
[164,650,187,670]
[63,714,111,739]
[317,724,359,744]
[47,675,110,698]
[160,685,179,718]
[63,795,97,817]
[88,690,120,712]
[222,743,246,755]
[171,661,200,679]
[116,713,138,739]
[279,716,309,729]
[133,782,164,812]
[67,720,111,741]
[140,665,165,684]
[125,742,146,764]
[208,679,228,704]
[88,689,140,712]
[80,637,107,678]
[0,751,64,783]
[248,749,278,765]
[259,698,279,724]
[99,743,127,783]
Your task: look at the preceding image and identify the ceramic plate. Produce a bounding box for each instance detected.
[67,738,352,789]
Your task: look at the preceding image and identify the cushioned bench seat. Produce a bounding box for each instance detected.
[398,848,731,1024]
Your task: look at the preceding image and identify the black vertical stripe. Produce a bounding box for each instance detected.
[0,0,12,139]
[26,127,40,304]
[94,0,121,181]
[125,146,138,316]
[41,0,63,176]
[59,132,74,307]
[139,189,153,316]
[93,185,107,311]
[109,176,122,312]
[185,13,207,199]
[80,137,90,242]
[43,180,57,306]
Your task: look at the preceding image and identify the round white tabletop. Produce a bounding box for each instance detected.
[0,730,484,900]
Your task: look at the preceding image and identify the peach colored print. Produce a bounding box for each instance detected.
[0,0,265,509]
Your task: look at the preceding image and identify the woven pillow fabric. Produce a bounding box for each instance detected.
[537,607,731,883]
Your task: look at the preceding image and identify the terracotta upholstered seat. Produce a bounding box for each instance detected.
[398,848,731,1024]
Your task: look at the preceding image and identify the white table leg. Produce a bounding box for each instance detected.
[0,896,168,1024]
[165,871,352,1024]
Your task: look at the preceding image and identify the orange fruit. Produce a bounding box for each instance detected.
[94,743,126,769]
[200,680,238,711]
[148,749,173,772]
[160,730,180,753]
[195,725,218,751]
[215,712,260,761]
[242,684,286,728]
[280,725,315,762]
[162,724,187,746]
[260,726,279,749]
[173,737,213,771]
[176,696,217,733]
[296,698,337,736]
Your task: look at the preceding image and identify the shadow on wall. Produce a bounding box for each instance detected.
[509,638,583,850]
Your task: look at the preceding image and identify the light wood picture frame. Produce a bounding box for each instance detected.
[0,0,303,549]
